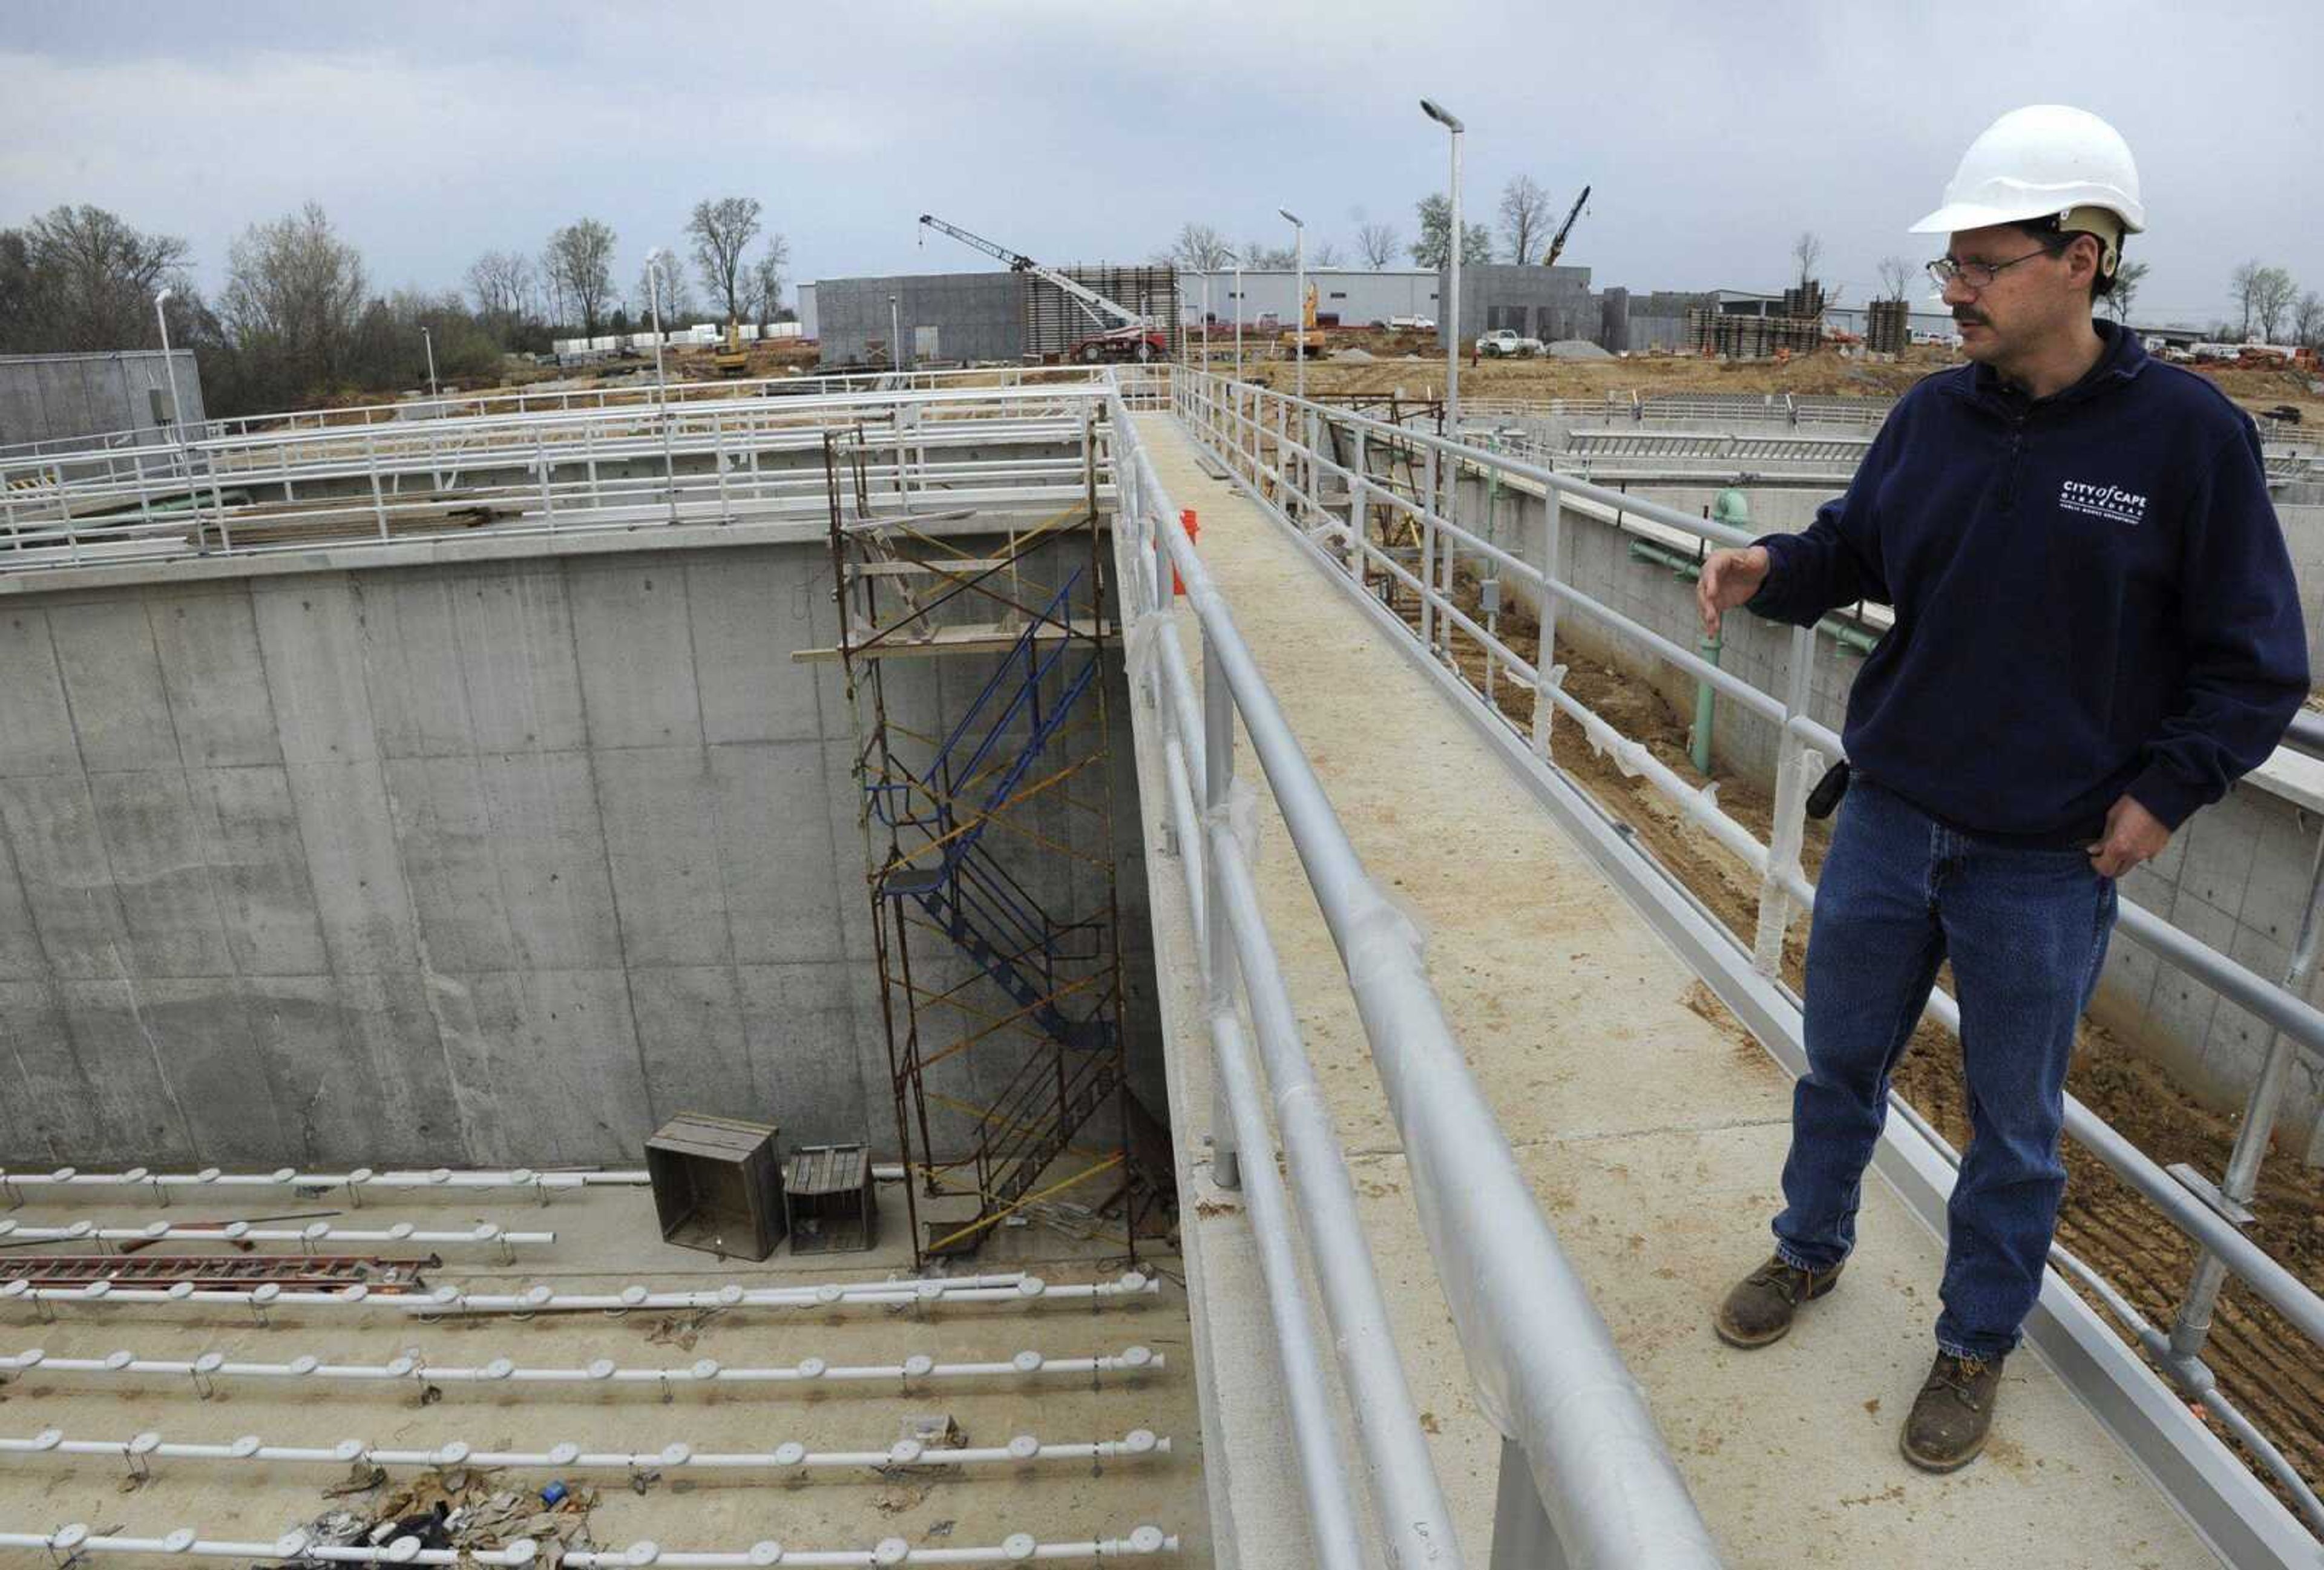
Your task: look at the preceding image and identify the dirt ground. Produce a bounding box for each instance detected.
[1229,338,2324,429]
[1387,562,2324,1516]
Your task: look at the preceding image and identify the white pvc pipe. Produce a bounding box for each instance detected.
[0,1220,550,1250]
[0,1166,645,1195]
[0,1344,1161,1393]
[561,1527,1177,1566]
[0,1271,1157,1318]
[0,1524,534,1565]
[0,1425,1168,1476]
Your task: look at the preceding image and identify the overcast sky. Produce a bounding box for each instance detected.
[4,0,2317,327]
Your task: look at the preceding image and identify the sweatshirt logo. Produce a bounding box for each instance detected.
[2059,478,2147,526]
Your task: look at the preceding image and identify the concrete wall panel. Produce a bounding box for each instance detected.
[148,588,282,768]
[0,775,133,977]
[254,578,379,763]
[192,763,329,976]
[86,769,233,976]
[569,563,703,750]
[49,599,180,773]
[287,760,417,973]
[0,536,1157,1168]
[0,609,80,778]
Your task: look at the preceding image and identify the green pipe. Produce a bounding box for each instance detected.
[1624,538,1881,655]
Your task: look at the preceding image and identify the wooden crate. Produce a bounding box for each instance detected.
[645,1114,785,1261]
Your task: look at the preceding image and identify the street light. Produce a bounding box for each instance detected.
[644,248,678,524]
[421,324,439,401]
[1421,97,1464,438]
[1223,248,1242,384]
[153,287,193,484]
[888,293,903,373]
[1279,208,1305,406]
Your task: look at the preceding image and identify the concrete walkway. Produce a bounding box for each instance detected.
[1132,414,2213,1568]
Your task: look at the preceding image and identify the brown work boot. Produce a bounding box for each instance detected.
[1901,1351,2005,1473]
[1713,1254,1843,1348]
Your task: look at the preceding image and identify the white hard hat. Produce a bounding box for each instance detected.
[1910,105,2145,239]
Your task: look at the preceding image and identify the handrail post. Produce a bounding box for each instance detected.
[1347,422,1367,586]
[2167,832,2324,1364]
[1202,626,1241,1192]
[1532,494,1562,757]
[1754,624,1822,975]
[1420,446,1439,652]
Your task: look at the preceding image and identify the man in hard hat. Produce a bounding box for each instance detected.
[1695,105,2307,1473]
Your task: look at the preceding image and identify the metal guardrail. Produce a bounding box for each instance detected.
[0,383,1114,574]
[1170,363,2324,1559]
[1108,387,1719,1567]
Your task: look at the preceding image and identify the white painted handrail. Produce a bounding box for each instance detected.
[561,1527,1178,1566]
[0,1524,534,1565]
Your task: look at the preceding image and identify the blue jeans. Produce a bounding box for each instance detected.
[1772,776,2117,1361]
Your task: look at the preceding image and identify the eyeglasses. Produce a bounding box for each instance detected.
[1926,246,2060,291]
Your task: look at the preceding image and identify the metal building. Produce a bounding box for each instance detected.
[0,349,205,450]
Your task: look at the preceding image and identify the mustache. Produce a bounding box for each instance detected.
[1952,308,1989,326]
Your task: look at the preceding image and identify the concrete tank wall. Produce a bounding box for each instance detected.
[0,350,206,450]
[1448,468,2324,1159]
[0,533,1159,1168]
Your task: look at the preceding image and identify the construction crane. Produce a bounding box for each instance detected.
[917,213,1167,363]
[1542,184,1590,268]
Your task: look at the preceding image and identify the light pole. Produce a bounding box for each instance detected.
[1422,97,1465,438]
[888,294,903,373]
[1279,208,1305,406]
[152,287,194,483]
[1227,249,1242,383]
[421,325,438,401]
[644,248,677,524]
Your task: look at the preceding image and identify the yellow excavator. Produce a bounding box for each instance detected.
[712,320,750,378]
[1276,282,1324,360]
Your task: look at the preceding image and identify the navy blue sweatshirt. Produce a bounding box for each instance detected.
[1747,322,2308,841]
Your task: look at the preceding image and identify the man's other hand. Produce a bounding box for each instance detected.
[1698,546,1771,638]
[2087,795,2171,878]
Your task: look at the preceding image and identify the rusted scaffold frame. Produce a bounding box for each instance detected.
[821,421,1142,1269]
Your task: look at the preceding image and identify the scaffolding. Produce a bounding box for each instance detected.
[818,421,1151,1267]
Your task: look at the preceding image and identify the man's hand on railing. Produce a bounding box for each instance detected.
[1697,545,1770,637]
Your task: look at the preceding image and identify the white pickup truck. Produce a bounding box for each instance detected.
[1475,328,1543,357]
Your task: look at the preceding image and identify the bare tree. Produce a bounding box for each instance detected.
[1311,237,1345,268]
[686,197,762,325]
[464,250,536,331]
[632,254,696,324]
[0,205,191,353]
[1498,174,1554,264]
[1356,222,1401,269]
[2253,266,2299,342]
[1241,240,1296,269]
[542,218,617,337]
[2295,291,2324,350]
[218,202,369,403]
[1876,255,1915,302]
[1163,222,1234,271]
[1793,231,1823,290]
[749,233,790,324]
[2102,258,2148,324]
[2231,260,2263,339]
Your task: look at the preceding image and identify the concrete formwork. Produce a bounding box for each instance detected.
[0,530,1161,1169]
